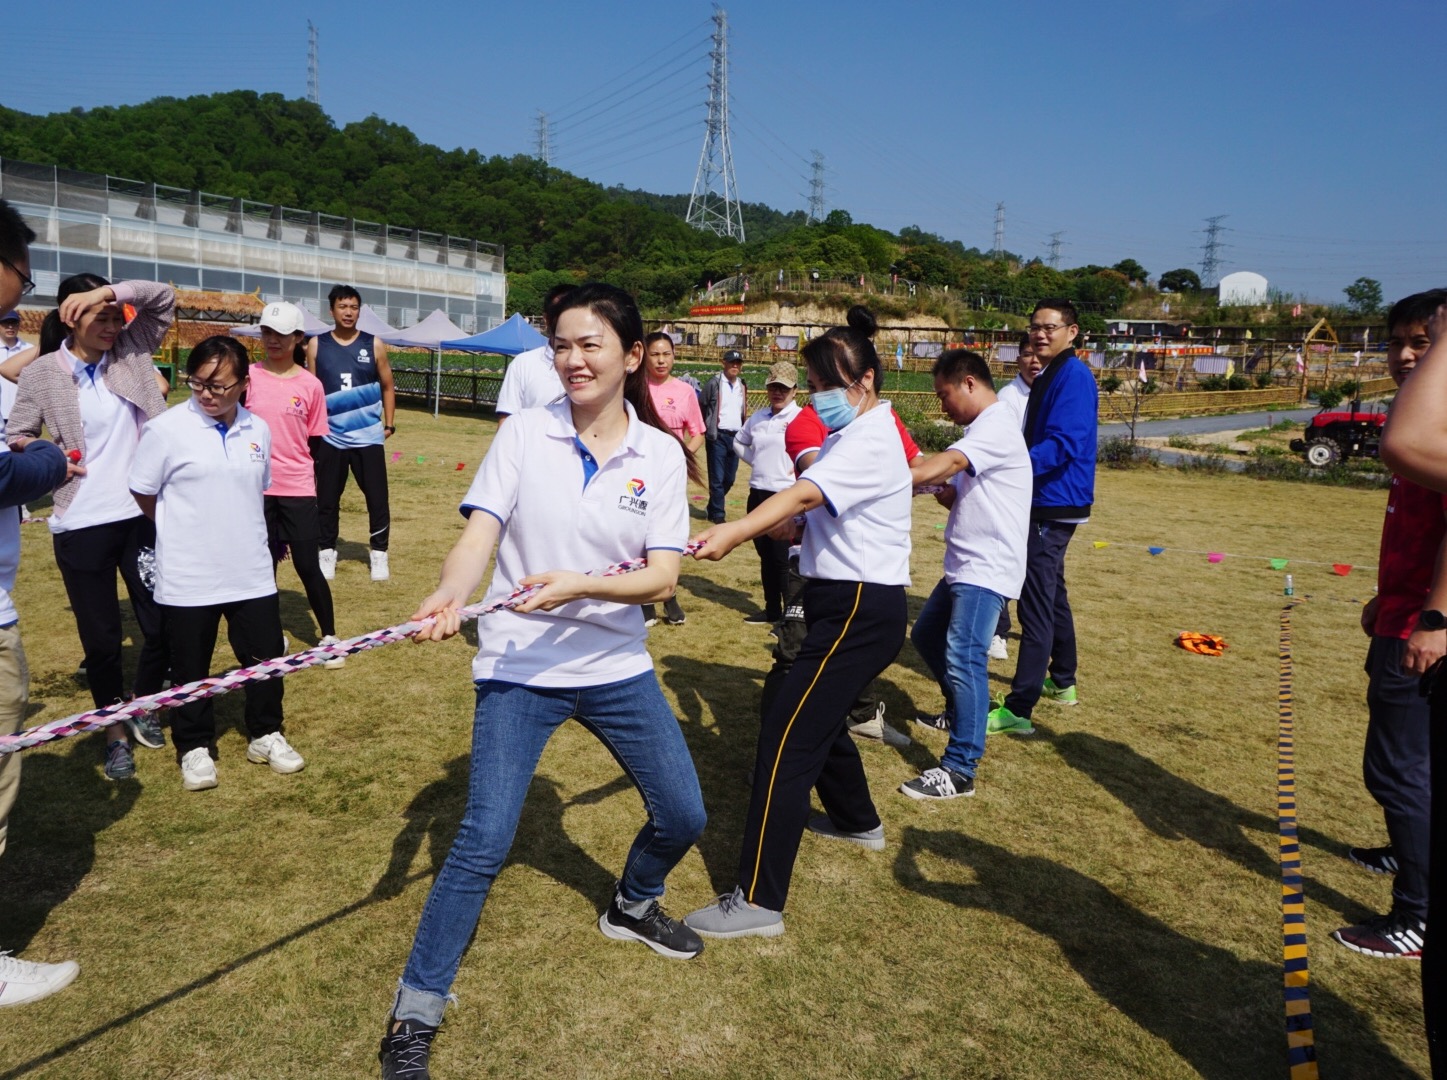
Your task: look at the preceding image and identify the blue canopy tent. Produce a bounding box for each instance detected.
[440,312,547,356]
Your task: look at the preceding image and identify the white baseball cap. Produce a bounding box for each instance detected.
[258,301,306,336]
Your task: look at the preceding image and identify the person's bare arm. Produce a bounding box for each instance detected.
[374,339,396,435]
[410,510,502,642]
[305,335,319,376]
[1404,515,1447,675]
[910,449,971,487]
[693,479,825,561]
[131,491,157,519]
[0,345,39,382]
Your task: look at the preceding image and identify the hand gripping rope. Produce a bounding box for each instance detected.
[0,540,707,756]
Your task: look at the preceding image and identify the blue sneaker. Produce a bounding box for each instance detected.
[103,740,135,781]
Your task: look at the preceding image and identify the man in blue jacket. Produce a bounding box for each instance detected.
[989,299,1097,734]
[0,198,83,1007]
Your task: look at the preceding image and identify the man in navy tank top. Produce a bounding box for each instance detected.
[306,284,396,581]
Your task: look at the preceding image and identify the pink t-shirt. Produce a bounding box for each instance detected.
[245,365,328,497]
[646,377,704,441]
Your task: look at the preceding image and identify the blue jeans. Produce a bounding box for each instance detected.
[911,579,1005,779]
[393,673,706,1024]
[706,434,739,522]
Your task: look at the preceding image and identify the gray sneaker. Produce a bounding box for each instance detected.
[103,740,135,781]
[124,709,166,750]
[684,886,784,939]
[807,813,885,851]
[847,702,911,747]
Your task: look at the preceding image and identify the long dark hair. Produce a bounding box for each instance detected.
[551,283,701,483]
[40,272,110,355]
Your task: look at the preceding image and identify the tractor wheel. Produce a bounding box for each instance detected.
[1304,438,1341,468]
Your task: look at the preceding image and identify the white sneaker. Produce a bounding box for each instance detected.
[247,732,305,774]
[318,634,346,669]
[848,701,909,746]
[0,952,79,1007]
[180,747,218,791]
[370,550,390,581]
[989,635,1009,660]
[318,548,337,581]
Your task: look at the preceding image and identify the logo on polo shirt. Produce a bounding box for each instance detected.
[248,441,265,463]
[618,477,648,516]
[287,395,304,414]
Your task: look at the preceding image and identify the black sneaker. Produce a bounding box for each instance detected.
[1348,845,1397,876]
[914,710,950,732]
[743,612,773,625]
[900,767,974,800]
[1331,911,1425,959]
[598,897,704,959]
[379,1017,438,1079]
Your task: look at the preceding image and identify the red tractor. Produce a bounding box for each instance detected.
[1289,406,1386,467]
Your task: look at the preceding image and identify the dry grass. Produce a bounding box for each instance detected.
[0,403,1429,1079]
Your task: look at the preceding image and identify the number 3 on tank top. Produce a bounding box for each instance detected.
[339,372,352,390]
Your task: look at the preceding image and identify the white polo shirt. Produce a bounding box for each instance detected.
[50,346,148,534]
[734,400,801,492]
[495,345,564,415]
[942,400,1032,599]
[798,402,912,586]
[129,399,275,607]
[461,399,688,687]
[717,375,746,431]
[996,375,1030,427]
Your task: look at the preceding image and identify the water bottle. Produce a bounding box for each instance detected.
[1284,574,1294,597]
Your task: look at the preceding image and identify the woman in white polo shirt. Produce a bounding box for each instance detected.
[129,336,303,792]
[683,306,912,940]
[377,283,707,1076]
[733,359,802,625]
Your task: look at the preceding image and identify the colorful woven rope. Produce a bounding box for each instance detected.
[0,540,705,756]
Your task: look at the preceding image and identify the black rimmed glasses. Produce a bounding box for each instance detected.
[186,376,242,396]
[0,256,35,297]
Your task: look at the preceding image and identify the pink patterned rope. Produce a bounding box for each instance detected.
[0,539,706,755]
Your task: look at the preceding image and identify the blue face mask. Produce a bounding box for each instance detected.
[812,383,860,431]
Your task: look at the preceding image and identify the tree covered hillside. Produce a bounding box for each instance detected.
[0,91,1144,317]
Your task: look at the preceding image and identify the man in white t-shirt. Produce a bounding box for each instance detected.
[493,285,574,423]
[900,349,1031,801]
[987,335,1041,659]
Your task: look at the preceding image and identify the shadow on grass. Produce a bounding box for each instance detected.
[895,827,1420,1080]
[677,572,760,620]
[0,740,140,955]
[0,866,436,1080]
[371,755,635,910]
[277,586,322,645]
[1038,724,1371,925]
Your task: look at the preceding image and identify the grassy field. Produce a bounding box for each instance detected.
[0,402,1429,1079]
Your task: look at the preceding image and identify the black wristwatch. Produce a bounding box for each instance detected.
[384,425,396,434]
[1420,609,1447,631]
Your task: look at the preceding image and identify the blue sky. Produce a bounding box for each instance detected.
[6,0,1444,303]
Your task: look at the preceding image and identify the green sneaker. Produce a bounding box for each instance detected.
[1041,678,1078,706]
[986,706,1034,735]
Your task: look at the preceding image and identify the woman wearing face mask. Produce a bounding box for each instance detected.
[8,275,173,781]
[129,337,303,793]
[682,306,912,940]
[246,302,342,667]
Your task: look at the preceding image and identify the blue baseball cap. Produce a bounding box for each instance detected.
[0,311,18,322]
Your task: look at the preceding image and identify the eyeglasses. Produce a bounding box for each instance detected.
[186,376,243,395]
[1028,322,1072,334]
[0,256,35,297]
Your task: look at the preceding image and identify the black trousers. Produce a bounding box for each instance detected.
[314,440,390,552]
[1426,666,1446,1077]
[265,495,336,637]
[760,558,878,726]
[165,594,285,758]
[1363,637,1431,922]
[1004,520,1079,718]
[747,487,792,620]
[52,515,169,709]
[739,579,905,911]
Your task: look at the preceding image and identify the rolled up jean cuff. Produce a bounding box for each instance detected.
[393,979,451,1026]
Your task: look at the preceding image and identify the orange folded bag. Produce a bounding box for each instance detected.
[1175,632,1227,656]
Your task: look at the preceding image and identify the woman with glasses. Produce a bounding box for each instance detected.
[8,276,173,781]
[129,336,304,792]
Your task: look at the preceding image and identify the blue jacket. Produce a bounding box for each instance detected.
[1021,350,1097,520]
[0,441,67,510]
